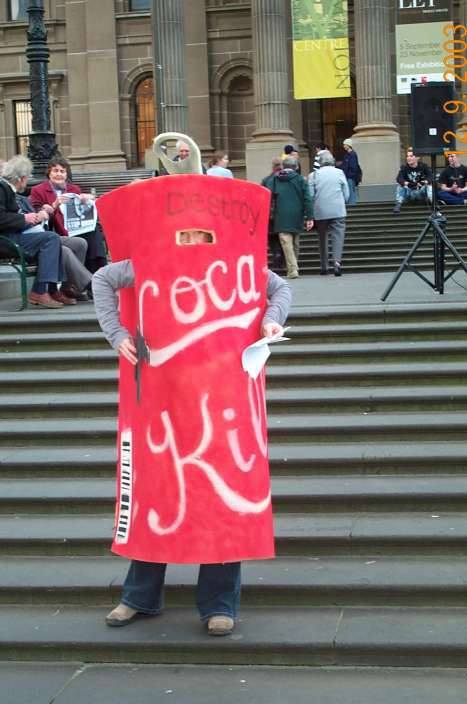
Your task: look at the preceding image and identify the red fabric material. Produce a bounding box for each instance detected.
[30,180,82,236]
[97,174,274,563]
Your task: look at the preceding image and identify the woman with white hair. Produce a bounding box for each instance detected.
[0,155,66,308]
[308,150,349,277]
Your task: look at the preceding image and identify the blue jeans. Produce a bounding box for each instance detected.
[8,229,65,293]
[121,560,241,622]
[437,191,465,205]
[395,184,432,205]
[346,178,358,205]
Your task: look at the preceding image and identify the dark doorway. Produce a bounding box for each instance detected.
[323,95,357,157]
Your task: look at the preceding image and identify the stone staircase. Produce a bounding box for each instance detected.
[0,301,466,697]
[280,202,467,275]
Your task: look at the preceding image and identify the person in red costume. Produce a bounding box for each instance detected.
[30,157,107,278]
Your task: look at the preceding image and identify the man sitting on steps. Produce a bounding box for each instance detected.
[393,151,433,214]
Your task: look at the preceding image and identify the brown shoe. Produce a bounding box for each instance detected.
[28,292,64,309]
[105,603,140,627]
[207,615,234,636]
[50,290,77,306]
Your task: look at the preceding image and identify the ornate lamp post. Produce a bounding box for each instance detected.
[26,0,59,176]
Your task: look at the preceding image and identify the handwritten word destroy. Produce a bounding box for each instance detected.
[166,191,261,233]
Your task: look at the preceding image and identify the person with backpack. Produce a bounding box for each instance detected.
[340,138,362,205]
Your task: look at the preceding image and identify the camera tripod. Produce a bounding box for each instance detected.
[381,155,467,301]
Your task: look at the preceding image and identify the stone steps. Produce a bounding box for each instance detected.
[3,302,467,335]
[1,475,466,513]
[1,295,467,674]
[0,605,466,668]
[2,362,467,394]
[3,384,467,418]
[1,556,466,608]
[0,513,465,557]
[3,320,467,351]
[2,441,467,478]
[2,662,466,704]
[1,411,466,445]
[4,339,467,368]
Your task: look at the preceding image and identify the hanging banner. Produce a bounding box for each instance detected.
[396,0,452,95]
[292,0,350,100]
[96,175,275,565]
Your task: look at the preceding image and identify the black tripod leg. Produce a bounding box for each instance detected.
[381,220,432,301]
[433,228,443,293]
[432,219,467,278]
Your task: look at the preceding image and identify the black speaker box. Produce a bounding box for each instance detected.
[410,82,455,154]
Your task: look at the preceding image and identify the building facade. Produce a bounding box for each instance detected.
[0,0,464,187]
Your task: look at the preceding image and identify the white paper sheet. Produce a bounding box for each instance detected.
[241,327,290,379]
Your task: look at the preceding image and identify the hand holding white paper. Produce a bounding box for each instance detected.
[242,328,290,379]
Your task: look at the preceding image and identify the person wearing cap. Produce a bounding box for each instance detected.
[340,138,361,205]
[281,145,301,174]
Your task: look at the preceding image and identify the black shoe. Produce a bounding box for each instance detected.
[320,269,330,275]
[62,286,89,302]
[334,263,342,277]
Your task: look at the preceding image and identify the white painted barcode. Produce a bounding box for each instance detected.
[115,430,132,544]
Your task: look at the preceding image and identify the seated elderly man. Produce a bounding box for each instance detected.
[0,155,66,309]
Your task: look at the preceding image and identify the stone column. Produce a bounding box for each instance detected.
[351,0,400,192]
[65,0,125,172]
[246,0,293,182]
[183,0,211,151]
[152,0,188,134]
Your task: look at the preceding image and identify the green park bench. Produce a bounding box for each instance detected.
[0,236,37,311]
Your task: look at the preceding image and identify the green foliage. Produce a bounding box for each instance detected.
[292,0,348,40]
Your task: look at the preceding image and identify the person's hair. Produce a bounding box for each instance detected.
[2,155,33,184]
[282,156,298,170]
[319,150,335,167]
[315,143,329,152]
[207,150,227,169]
[46,156,71,179]
[271,157,282,169]
[283,144,297,155]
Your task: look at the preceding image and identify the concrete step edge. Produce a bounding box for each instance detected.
[0,606,465,668]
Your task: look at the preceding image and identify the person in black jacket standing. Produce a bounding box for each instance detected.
[340,138,361,204]
[393,151,433,214]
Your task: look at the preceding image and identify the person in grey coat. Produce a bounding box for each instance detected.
[308,151,349,277]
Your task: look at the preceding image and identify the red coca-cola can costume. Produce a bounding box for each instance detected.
[97,173,274,564]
